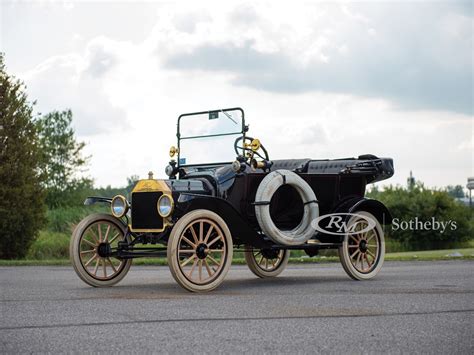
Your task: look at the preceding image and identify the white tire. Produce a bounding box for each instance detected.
[167,210,233,292]
[244,247,289,278]
[70,214,132,287]
[339,211,385,280]
[255,169,319,246]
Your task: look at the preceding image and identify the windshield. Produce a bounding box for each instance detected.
[177,108,245,166]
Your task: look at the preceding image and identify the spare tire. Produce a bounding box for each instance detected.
[255,170,319,246]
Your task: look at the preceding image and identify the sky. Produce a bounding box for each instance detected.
[1,0,473,189]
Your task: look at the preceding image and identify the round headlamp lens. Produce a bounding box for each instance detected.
[111,195,127,217]
[158,194,173,217]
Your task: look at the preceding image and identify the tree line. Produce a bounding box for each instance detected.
[368,184,472,251]
[0,54,93,258]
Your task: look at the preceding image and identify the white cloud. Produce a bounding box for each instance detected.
[6,1,473,188]
[162,2,472,114]
[21,47,128,136]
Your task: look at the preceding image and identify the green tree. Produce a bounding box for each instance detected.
[445,185,466,199]
[0,53,46,259]
[126,175,140,195]
[36,110,92,208]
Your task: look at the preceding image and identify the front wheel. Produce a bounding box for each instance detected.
[338,211,385,280]
[244,247,289,278]
[167,209,233,292]
[70,213,132,287]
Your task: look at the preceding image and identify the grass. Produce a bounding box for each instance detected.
[384,248,474,261]
[1,248,473,266]
[47,205,106,234]
[27,231,70,260]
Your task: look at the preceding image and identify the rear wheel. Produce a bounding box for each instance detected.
[70,214,132,287]
[167,210,233,292]
[339,211,385,280]
[244,247,289,278]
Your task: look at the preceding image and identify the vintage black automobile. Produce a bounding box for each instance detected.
[70,107,394,292]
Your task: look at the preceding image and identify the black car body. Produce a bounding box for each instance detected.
[72,107,394,292]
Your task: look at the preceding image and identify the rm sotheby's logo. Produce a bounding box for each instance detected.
[311,213,377,236]
[392,217,457,234]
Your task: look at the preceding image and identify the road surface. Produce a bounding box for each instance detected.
[1,261,473,353]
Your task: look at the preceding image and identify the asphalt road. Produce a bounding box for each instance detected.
[1,261,473,354]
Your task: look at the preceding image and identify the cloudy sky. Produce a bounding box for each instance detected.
[1,0,472,189]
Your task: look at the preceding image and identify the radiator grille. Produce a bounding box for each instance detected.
[131,191,164,231]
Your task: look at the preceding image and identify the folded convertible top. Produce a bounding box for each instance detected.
[269,155,394,184]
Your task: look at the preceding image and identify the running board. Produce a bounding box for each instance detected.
[274,242,341,250]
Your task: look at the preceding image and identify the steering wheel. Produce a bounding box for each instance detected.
[234,136,270,164]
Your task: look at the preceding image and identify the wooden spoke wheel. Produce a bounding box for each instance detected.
[167,210,233,292]
[70,214,132,287]
[339,211,385,280]
[244,247,289,278]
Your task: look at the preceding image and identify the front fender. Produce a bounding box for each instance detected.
[84,196,113,206]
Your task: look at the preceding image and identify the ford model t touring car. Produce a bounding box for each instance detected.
[70,107,394,292]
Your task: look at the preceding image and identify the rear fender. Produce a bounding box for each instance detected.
[348,198,392,225]
[331,196,392,225]
[316,197,392,243]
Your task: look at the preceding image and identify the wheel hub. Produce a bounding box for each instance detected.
[97,242,112,257]
[196,243,208,259]
[359,240,368,253]
[261,248,280,259]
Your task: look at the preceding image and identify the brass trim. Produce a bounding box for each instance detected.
[250,138,261,151]
[157,193,174,218]
[110,195,128,218]
[251,159,266,169]
[169,146,179,158]
[129,178,173,233]
[132,179,171,194]
[129,223,172,233]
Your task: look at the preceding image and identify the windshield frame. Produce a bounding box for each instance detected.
[176,107,246,168]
